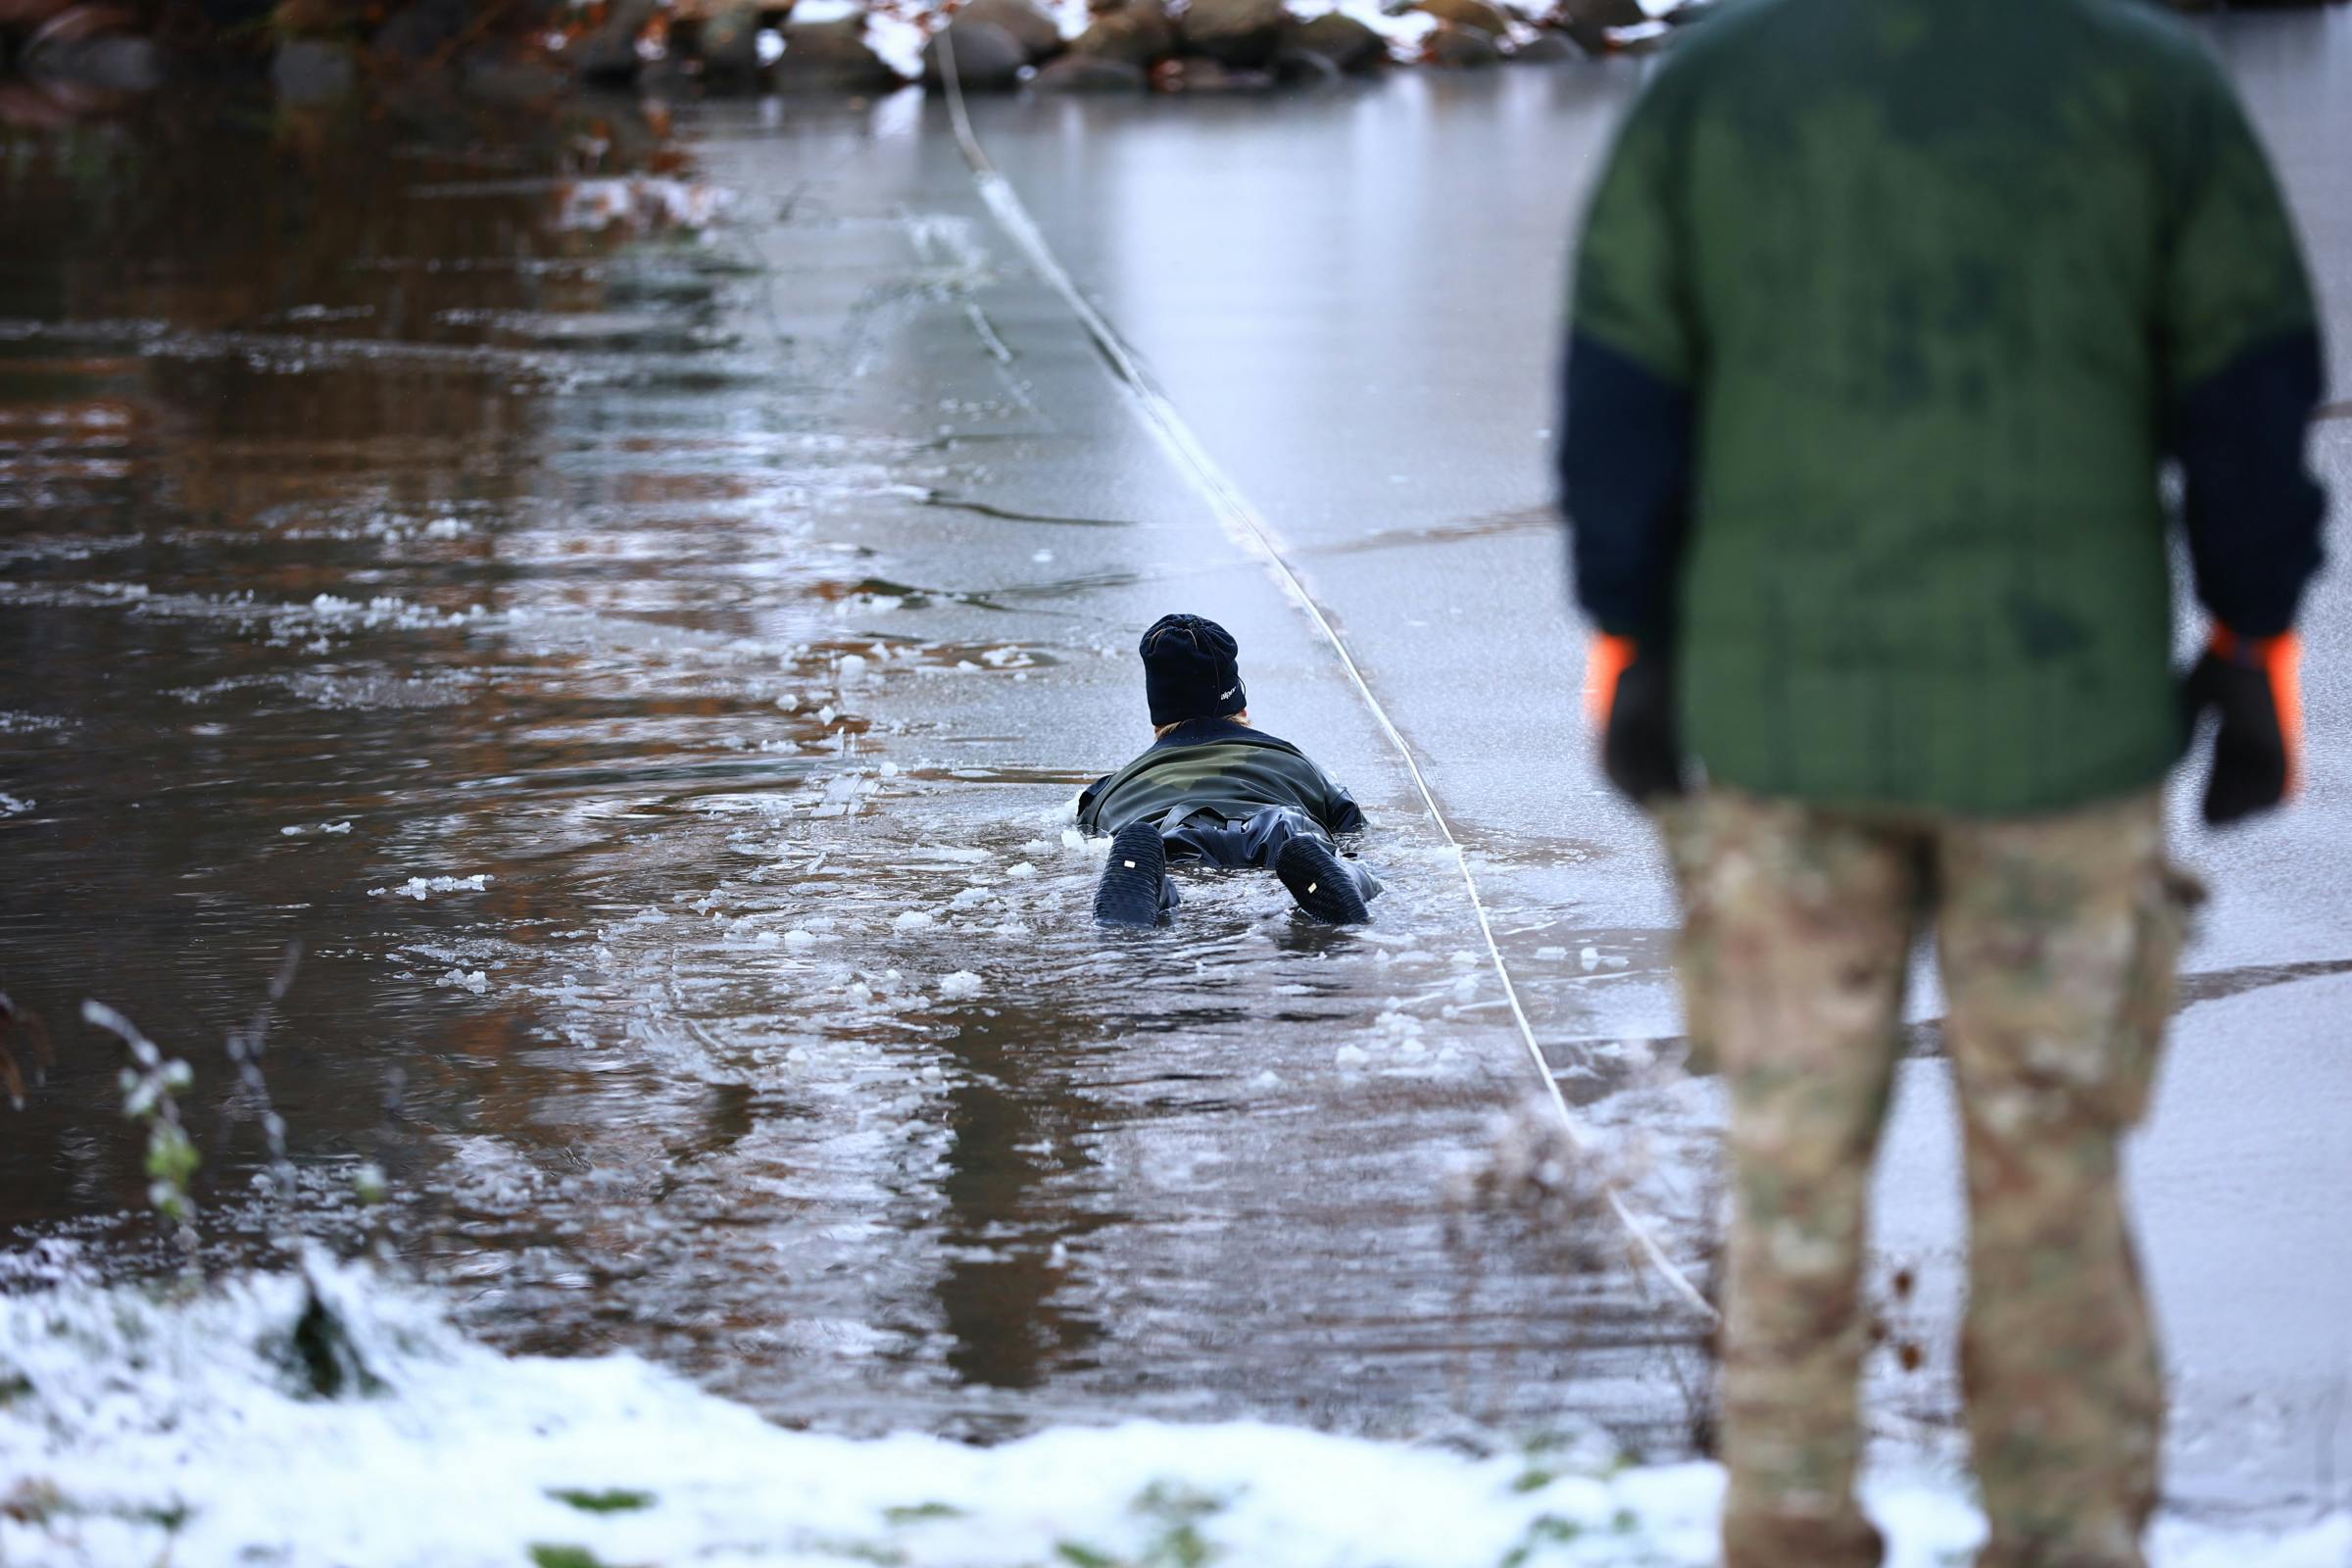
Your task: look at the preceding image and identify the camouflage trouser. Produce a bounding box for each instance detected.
[1659,787,2197,1568]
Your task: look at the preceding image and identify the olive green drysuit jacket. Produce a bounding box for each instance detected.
[1560,0,2328,815]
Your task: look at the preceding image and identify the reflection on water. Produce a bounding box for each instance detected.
[0,85,1705,1446]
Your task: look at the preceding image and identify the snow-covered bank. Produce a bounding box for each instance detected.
[1,1258,2344,1568]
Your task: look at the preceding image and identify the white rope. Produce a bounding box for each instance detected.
[933,36,1719,1325]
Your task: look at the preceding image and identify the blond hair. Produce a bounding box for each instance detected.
[1154,710,1249,740]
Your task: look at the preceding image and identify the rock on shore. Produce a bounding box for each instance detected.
[3,0,1728,111]
[1178,0,1290,69]
[772,16,908,92]
[1070,0,1179,69]
[922,20,1029,89]
[1283,12,1389,74]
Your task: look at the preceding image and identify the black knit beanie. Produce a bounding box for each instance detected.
[1140,613,1247,727]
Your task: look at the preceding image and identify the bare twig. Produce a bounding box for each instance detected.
[82,999,201,1264]
[224,943,304,1202]
[0,990,56,1110]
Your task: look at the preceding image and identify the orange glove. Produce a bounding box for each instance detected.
[2181,626,2302,824]
[1584,633,1638,727]
[1585,633,1682,803]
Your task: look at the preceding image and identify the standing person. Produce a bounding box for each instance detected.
[1557,1,2328,1565]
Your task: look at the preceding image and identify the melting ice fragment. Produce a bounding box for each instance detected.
[369,874,493,901]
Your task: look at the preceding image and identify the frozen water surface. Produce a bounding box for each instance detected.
[0,80,1708,1469]
[5,14,2352,1559]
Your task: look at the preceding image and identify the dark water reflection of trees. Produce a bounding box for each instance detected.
[0,86,710,1247]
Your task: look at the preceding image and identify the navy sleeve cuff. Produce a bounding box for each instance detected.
[2175,328,2329,639]
[1557,330,1694,641]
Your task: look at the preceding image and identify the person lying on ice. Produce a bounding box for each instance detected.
[1080,612,1379,926]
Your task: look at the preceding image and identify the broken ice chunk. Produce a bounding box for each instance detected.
[369,874,492,901]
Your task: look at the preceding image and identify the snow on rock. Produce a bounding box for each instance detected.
[436,968,491,994]
[0,1259,2338,1568]
[1340,0,1436,54]
[937,970,985,1001]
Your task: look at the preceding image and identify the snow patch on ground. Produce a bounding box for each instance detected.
[0,1262,2343,1567]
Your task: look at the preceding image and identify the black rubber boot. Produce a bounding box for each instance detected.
[1094,821,1168,927]
[1275,837,1371,925]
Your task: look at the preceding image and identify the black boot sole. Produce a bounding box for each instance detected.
[1094,822,1167,927]
[1276,837,1370,925]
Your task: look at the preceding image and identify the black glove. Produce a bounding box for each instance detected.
[2180,629,2302,827]
[1589,635,1685,804]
